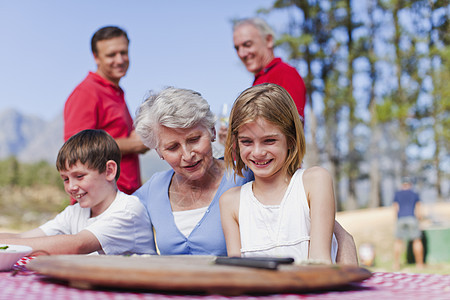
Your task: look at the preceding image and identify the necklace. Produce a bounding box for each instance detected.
[170,159,225,211]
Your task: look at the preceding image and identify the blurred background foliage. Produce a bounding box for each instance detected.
[256,0,449,210]
[0,157,68,230]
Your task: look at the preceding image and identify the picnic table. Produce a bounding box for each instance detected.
[1,256,449,300]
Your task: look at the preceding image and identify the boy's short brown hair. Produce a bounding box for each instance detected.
[56,129,121,181]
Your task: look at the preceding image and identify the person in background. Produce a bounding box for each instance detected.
[64,26,148,198]
[0,129,154,255]
[133,86,357,265]
[393,177,425,270]
[220,83,337,263]
[214,17,307,150]
[133,87,250,256]
[233,17,307,124]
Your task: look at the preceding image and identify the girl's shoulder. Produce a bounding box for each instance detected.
[221,185,241,196]
[302,166,332,184]
[219,185,241,203]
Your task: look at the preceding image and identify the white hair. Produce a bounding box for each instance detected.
[134,87,216,149]
[233,17,275,39]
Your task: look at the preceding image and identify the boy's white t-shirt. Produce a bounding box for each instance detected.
[39,191,156,255]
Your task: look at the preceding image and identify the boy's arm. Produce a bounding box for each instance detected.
[0,230,101,255]
[0,233,20,239]
[304,167,335,263]
[219,187,241,257]
[0,227,46,239]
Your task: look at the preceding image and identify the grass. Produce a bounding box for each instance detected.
[0,185,68,231]
[367,259,450,275]
[336,203,450,276]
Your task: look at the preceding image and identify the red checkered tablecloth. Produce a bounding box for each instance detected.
[0,258,448,300]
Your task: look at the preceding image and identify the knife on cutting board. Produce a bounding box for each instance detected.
[214,257,295,270]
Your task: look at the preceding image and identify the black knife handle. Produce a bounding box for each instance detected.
[214,257,294,270]
[242,257,295,264]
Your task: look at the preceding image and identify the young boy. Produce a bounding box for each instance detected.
[0,129,156,255]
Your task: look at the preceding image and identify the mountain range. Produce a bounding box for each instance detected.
[0,109,170,180]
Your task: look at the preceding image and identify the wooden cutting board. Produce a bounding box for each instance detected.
[27,255,371,295]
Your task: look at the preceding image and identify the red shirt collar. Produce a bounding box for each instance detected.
[255,57,282,78]
[88,72,123,92]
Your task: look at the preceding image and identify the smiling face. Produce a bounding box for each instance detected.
[94,35,129,86]
[60,161,117,216]
[233,23,274,75]
[237,117,288,180]
[157,124,215,182]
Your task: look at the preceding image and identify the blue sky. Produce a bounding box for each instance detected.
[0,0,285,121]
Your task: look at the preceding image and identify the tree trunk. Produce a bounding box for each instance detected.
[367,0,382,208]
[344,0,358,210]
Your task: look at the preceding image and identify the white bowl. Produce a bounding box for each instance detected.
[0,244,33,271]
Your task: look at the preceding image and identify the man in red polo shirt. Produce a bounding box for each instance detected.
[233,18,307,123]
[64,26,148,197]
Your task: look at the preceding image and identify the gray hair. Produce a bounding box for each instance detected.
[134,87,216,149]
[233,17,275,39]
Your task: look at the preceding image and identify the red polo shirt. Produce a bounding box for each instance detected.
[253,58,306,122]
[64,72,141,195]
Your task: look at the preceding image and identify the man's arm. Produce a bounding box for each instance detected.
[0,230,101,255]
[415,201,422,220]
[334,221,359,265]
[392,201,399,219]
[115,130,149,155]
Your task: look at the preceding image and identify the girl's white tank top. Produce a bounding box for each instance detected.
[239,169,338,263]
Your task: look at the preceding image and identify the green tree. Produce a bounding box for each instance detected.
[0,157,63,190]
[366,0,384,207]
[341,0,367,210]
[259,0,449,209]
[380,0,425,178]
[0,156,20,186]
[414,0,450,201]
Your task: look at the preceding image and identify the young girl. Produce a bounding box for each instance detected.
[220,83,338,264]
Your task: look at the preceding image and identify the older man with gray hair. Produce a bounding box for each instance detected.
[233,17,306,123]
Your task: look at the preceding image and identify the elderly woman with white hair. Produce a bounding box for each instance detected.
[134,87,252,255]
[133,87,358,264]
